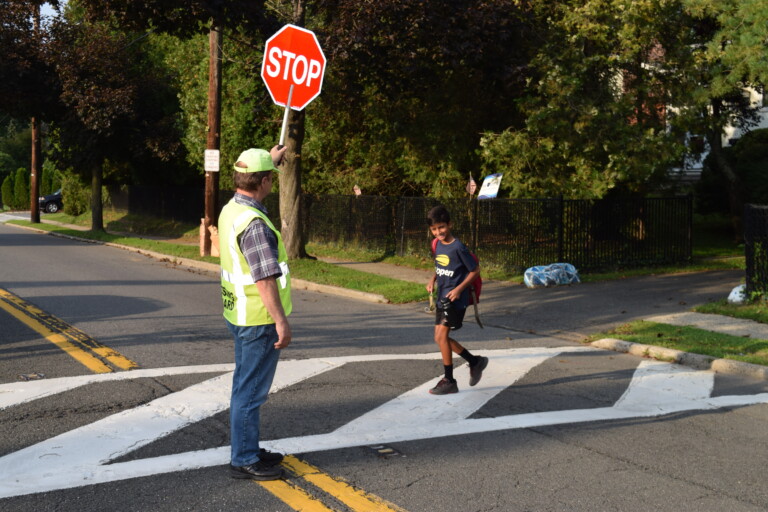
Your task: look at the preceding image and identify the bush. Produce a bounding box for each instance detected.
[1,173,13,209]
[61,174,90,216]
[13,167,28,209]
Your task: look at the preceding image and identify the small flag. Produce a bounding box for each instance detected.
[466,174,477,196]
[353,185,361,196]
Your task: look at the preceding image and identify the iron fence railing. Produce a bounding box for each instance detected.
[109,186,693,272]
[745,204,768,298]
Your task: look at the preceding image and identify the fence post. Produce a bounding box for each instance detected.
[744,203,768,298]
[557,195,564,263]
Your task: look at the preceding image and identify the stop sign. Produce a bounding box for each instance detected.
[261,24,326,111]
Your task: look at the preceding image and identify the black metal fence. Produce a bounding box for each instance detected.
[745,204,768,298]
[109,186,693,272]
[310,195,692,272]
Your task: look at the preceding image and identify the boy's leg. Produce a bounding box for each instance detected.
[434,324,454,367]
[430,324,458,394]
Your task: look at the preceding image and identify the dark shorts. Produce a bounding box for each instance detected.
[435,301,466,331]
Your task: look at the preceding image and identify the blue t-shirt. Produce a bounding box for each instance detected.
[434,238,477,308]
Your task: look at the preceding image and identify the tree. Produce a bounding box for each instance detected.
[478,0,708,199]
[46,10,184,231]
[308,0,531,198]
[681,0,768,237]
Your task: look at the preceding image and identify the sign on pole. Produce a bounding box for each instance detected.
[204,149,220,172]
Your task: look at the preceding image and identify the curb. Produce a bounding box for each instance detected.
[8,222,390,304]
[591,338,768,381]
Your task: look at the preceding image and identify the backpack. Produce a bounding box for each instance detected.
[431,238,482,305]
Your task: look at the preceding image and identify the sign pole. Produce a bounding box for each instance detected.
[278,85,295,148]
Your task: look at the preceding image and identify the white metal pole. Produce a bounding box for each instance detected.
[278,84,295,148]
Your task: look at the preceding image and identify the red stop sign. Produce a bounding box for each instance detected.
[261,24,326,111]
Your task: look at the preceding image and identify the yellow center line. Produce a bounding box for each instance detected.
[0,288,139,373]
[258,478,337,512]
[281,456,408,512]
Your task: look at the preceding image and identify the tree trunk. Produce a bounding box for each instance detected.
[91,160,104,232]
[279,0,310,259]
[279,108,309,259]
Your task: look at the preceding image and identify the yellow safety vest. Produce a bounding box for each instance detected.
[218,198,292,326]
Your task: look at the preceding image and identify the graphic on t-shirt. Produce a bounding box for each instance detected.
[435,254,450,267]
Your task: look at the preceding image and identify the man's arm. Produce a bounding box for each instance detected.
[255,277,292,349]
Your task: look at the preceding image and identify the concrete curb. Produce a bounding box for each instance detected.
[9,222,390,304]
[591,338,768,381]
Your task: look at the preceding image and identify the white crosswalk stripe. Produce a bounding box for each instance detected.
[1,347,767,498]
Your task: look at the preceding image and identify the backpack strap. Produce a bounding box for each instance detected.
[470,287,484,329]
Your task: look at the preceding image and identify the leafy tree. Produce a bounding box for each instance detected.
[46,9,185,230]
[681,0,768,237]
[147,31,272,191]
[479,0,704,199]
[309,0,531,198]
[0,1,62,120]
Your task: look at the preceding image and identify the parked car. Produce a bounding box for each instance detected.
[39,189,63,213]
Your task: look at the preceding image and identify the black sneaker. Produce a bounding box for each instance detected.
[429,377,458,395]
[259,448,284,466]
[469,356,488,386]
[230,461,284,481]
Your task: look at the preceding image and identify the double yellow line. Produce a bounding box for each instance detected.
[0,287,138,373]
[260,456,407,512]
[1,288,403,510]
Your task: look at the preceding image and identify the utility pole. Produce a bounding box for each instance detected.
[29,5,41,224]
[202,17,222,256]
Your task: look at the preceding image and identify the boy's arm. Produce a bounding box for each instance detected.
[445,265,480,302]
[426,273,437,294]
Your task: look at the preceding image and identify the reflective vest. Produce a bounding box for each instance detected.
[219,198,292,326]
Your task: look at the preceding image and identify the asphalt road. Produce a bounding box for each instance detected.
[2,221,768,512]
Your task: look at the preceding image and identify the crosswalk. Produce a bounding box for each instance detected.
[2,346,768,499]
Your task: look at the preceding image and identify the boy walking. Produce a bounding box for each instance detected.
[426,205,488,395]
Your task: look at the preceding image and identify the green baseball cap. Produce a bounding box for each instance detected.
[233,148,279,173]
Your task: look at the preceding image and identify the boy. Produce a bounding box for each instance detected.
[426,205,488,395]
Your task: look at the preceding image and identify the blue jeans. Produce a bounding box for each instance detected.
[226,320,281,467]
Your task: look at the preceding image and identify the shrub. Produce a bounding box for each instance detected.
[1,174,13,209]
[61,173,90,216]
[13,167,28,210]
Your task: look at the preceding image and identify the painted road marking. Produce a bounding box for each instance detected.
[2,347,768,500]
[280,456,406,512]
[0,287,138,372]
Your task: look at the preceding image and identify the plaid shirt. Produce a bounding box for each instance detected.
[234,193,282,283]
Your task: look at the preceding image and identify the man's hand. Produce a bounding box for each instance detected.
[274,319,292,349]
[270,145,288,166]
[255,276,292,349]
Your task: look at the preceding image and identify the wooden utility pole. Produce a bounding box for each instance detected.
[202,19,222,256]
[30,117,41,223]
[29,6,41,224]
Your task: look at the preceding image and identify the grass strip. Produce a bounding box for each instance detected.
[288,258,425,303]
[588,320,768,366]
[694,299,768,324]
